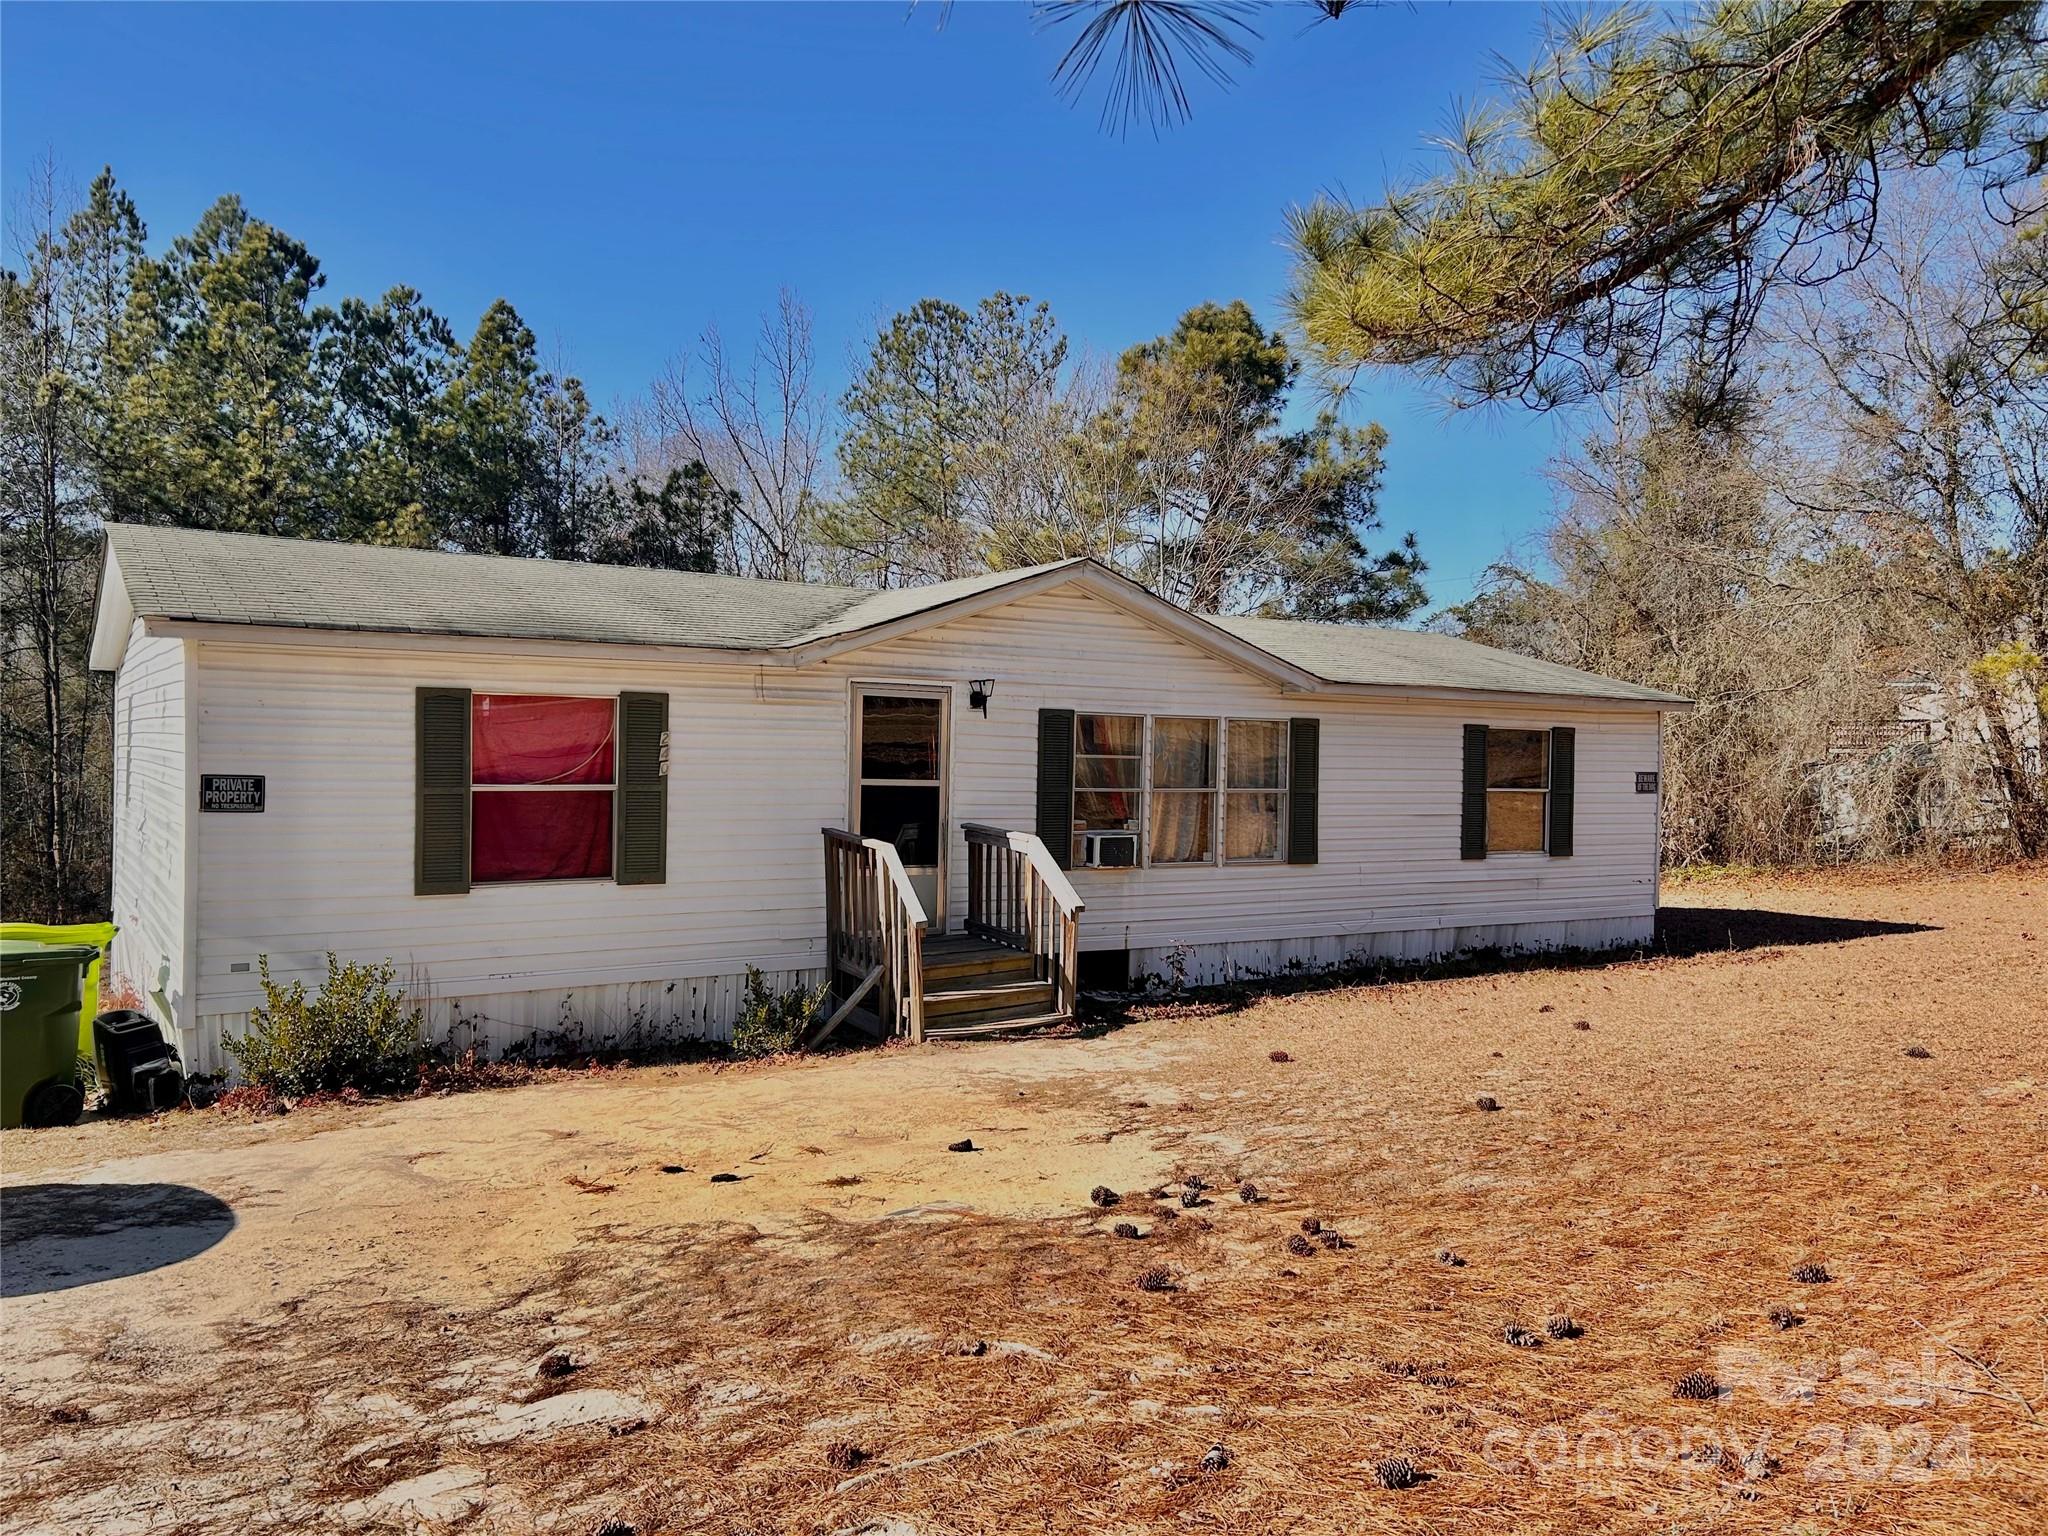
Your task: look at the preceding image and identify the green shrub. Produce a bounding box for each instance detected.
[225,954,425,1095]
[729,966,826,1059]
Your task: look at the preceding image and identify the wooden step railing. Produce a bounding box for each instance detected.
[962,823,1086,1018]
[819,827,928,1045]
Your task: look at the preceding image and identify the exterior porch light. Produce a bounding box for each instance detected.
[968,679,995,716]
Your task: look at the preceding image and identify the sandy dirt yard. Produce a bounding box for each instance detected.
[3,867,2045,1535]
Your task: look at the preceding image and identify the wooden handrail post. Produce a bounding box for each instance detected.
[959,822,1086,1022]
[821,827,928,1044]
[836,822,1081,1042]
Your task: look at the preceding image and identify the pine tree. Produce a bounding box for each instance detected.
[1285,2,2047,408]
[590,462,736,573]
[833,294,1068,580]
[441,299,542,556]
[532,373,615,562]
[108,196,336,533]
[324,285,461,545]
[1110,300,1423,619]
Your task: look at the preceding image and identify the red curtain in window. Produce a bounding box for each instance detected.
[471,695,616,882]
[473,790,613,882]
[474,695,616,784]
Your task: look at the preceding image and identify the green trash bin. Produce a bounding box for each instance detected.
[0,938,98,1129]
[0,922,116,1055]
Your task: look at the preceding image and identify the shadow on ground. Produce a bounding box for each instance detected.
[1653,906,1937,957]
[1,1183,235,1296]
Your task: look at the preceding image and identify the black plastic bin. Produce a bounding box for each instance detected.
[93,1009,184,1114]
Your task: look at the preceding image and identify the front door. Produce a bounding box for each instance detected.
[853,688,947,929]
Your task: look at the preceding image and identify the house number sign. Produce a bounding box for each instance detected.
[201,774,266,812]
[1635,772,1659,794]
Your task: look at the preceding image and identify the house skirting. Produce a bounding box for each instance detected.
[1128,914,1656,991]
[185,913,1655,1078]
[190,965,828,1079]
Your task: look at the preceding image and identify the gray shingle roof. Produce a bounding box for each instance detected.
[1208,615,1689,705]
[101,524,1072,651]
[102,524,1687,705]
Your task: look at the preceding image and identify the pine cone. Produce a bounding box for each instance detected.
[1673,1370,1720,1401]
[1374,1455,1421,1490]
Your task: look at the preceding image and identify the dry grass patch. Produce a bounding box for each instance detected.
[2,866,2044,1534]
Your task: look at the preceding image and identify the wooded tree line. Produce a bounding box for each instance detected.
[1447,181,2047,864]
[11,2,2048,918]
[1039,0,2046,863]
[2,167,1419,920]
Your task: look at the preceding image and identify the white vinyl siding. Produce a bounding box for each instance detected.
[170,584,1662,1071]
[854,589,1659,949]
[109,623,189,1034]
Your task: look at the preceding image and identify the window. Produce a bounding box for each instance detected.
[1225,719,1287,861]
[1150,717,1216,864]
[472,694,616,882]
[857,693,942,867]
[1069,715,1300,868]
[1485,728,1548,853]
[1073,714,1143,865]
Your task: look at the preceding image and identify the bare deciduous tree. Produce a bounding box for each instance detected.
[629,290,834,581]
[1451,181,2047,865]
[1778,179,2048,855]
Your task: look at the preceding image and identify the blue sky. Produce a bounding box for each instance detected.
[3,1,1581,612]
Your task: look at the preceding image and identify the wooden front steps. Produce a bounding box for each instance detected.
[918,933,1070,1039]
[818,825,1084,1048]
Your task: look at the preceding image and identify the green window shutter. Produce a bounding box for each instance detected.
[416,687,472,895]
[1460,723,1488,860]
[616,691,669,886]
[1287,717,1320,865]
[1547,725,1576,858]
[1036,708,1076,869]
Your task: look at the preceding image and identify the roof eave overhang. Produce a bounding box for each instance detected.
[87,544,135,672]
[1311,679,1695,712]
[130,617,804,669]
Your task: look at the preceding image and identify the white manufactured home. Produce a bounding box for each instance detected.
[90,525,1690,1075]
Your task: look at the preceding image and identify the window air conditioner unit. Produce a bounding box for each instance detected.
[1082,831,1139,868]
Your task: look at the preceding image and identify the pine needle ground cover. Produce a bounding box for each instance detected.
[2,866,2043,1534]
